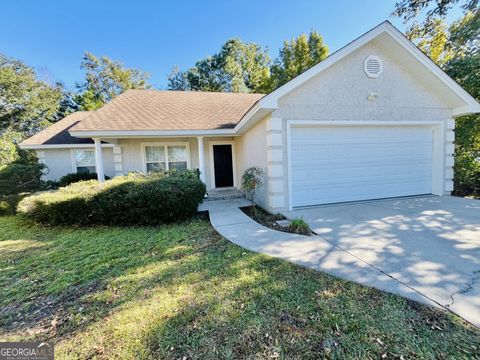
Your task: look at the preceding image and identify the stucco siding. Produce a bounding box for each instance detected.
[236,116,268,209]
[117,138,199,175]
[270,42,455,211]
[117,137,236,190]
[40,148,114,181]
[274,42,452,121]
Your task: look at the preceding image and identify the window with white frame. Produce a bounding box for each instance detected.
[74,150,96,173]
[144,144,188,172]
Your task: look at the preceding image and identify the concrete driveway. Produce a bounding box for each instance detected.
[284,196,480,327]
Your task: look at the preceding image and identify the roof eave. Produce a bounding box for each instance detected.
[452,103,480,117]
[68,129,239,138]
[234,103,277,134]
[19,143,114,150]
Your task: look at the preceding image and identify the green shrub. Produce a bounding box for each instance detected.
[241,166,264,216]
[0,163,44,196]
[58,172,110,187]
[288,217,310,235]
[18,171,206,226]
[453,153,480,198]
[0,193,32,216]
[0,200,9,215]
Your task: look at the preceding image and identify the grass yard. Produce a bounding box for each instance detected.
[0,216,479,359]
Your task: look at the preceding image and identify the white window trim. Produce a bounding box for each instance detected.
[285,120,445,211]
[141,142,191,172]
[70,149,96,173]
[208,140,237,189]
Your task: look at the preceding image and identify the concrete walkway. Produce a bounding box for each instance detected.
[199,199,440,312]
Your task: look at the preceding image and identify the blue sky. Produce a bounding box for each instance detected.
[0,0,463,90]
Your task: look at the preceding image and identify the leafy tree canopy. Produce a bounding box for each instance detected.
[0,129,23,165]
[444,11,480,163]
[168,31,328,94]
[406,11,479,99]
[270,30,329,91]
[407,10,480,196]
[168,39,271,93]
[76,52,151,110]
[407,19,454,66]
[394,0,478,23]
[0,54,63,135]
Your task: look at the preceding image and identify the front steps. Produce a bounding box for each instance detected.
[204,188,245,201]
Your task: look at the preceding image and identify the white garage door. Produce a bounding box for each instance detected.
[290,126,434,207]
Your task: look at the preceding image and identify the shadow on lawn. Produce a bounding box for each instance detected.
[1,216,480,359]
[0,218,213,338]
[141,248,480,360]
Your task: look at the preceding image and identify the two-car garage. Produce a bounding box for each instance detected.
[288,122,443,208]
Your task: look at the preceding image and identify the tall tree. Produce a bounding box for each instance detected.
[407,11,480,196]
[0,54,64,165]
[167,66,191,91]
[168,39,271,93]
[445,11,480,196]
[406,18,454,66]
[269,30,329,91]
[76,52,151,110]
[0,54,63,135]
[394,0,478,23]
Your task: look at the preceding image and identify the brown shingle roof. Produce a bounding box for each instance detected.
[70,90,265,132]
[20,111,94,146]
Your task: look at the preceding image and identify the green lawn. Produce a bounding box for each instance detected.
[0,216,479,359]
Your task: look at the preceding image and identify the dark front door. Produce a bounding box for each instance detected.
[213,144,234,187]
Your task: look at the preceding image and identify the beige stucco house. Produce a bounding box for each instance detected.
[20,22,480,212]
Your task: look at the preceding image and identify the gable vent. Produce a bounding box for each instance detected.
[364,55,383,78]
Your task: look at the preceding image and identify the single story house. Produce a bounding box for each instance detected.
[20,21,480,212]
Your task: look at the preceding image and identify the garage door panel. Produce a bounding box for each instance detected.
[292,169,432,185]
[292,145,432,163]
[290,126,434,207]
[293,139,432,149]
[295,126,432,143]
[292,156,432,169]
[293,186,431,206]
[293,178,432,206]
[292,143,432,160]
[292,160,432,176]
[296,171,432,190]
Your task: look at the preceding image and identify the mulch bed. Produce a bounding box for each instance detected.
[240,205,312,235]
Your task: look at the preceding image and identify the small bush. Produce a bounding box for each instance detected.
[0,200,9,215]
[0,193,33,216]
[18,171,206,226]
[241,166,264,216]
[58,172,110,187]
[288,217,310,235]
[0,163,44,196]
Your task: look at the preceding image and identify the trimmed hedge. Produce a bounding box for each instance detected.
[58,172,110,187]
[18,171,206,225]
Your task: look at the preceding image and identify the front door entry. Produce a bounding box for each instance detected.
[213,144,234,188]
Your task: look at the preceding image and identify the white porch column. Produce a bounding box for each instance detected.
[93,137,105,182]
[197,136,206,183]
